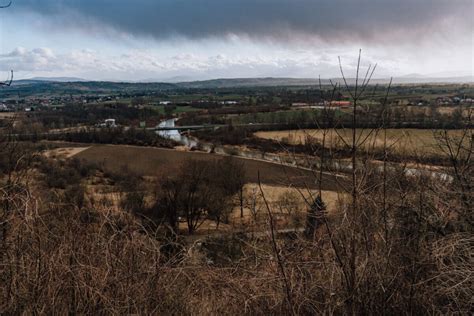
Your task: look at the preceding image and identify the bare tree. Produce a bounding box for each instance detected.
[0,0,11,8]
[434,107,473,223]
[156,158,245,234]
[0,70,13,87]
[0,2,13,86]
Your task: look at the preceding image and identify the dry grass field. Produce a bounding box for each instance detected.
[83,180,343,235]
[68,145,346,237]
[43,146,90,159]
[186,184,344,235]
[255,128,471,157]
[0,112,18,119]
[232,183,342,217]
[74,144,344,191]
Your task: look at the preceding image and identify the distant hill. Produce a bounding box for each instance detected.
[175,78,325,88]
[28,77,88,83]
[175,76,473,88]
[391,76,473,84]
[15,76,474,88]
[2,81,178,98]
[14,75,474,87]
[13,77,87,86]
[2,76,471,99]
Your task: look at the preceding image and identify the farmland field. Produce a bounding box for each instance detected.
[75,144,344,191]
[254,128,472,157]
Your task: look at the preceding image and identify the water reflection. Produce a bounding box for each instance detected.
[156,119,198,148]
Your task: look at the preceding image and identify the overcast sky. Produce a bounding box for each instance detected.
[0,0,472,81]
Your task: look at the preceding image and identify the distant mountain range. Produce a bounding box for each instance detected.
[13,77,88,86]
[14,75,474,89]
[29,77,88,82]
[174,76,473,88]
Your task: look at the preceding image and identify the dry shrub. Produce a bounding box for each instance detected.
[429,233,473,313]
[0,166,472,314]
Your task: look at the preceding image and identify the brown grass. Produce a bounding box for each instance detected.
[75,144,343,191]
[43,147,90,159]
[255,128,470,157]
[0,112,18,119]
[227,184,343,229]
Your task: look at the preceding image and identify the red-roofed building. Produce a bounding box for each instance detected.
[330,101,352,107]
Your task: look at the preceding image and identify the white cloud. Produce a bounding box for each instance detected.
[1,42,471,81]
[0,47,58,71]
[0,1,470,81]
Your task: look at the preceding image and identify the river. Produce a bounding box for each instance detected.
[156,119,198,148]
[156,119,453,182]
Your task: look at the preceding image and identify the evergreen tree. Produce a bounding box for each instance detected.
[305,195,326,238]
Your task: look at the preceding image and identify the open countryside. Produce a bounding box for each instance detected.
[0,0,472,315]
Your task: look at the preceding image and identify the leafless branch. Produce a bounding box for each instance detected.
[0,0,11,8]
[0,70,13,87]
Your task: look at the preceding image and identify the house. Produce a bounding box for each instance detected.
[98,119,117,128]
[104,119,116,127]
[330,101,352,107]
[219,101,238,105]
[292,102,309,107]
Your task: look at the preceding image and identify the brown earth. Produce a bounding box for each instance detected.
[75,144,344,191]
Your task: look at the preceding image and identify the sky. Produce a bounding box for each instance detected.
[0,0,473,81]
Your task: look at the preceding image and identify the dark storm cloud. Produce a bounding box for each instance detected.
[14,0,472,42]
